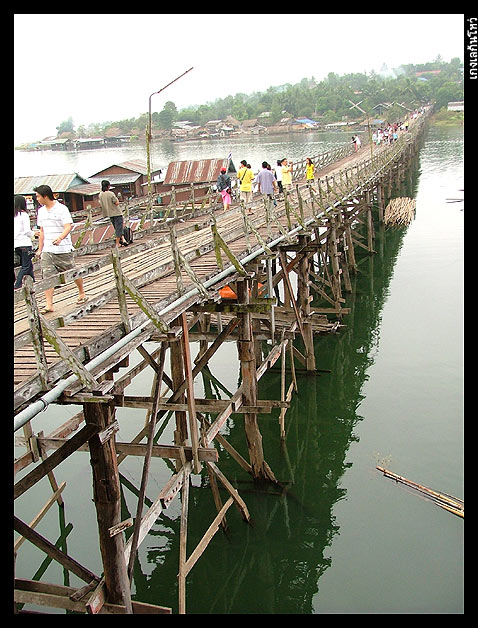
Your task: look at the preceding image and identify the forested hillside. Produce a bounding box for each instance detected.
[60,57,463,138]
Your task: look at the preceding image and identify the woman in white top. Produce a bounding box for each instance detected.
[14,195,35,288]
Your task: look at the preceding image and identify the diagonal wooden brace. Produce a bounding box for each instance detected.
[39,315,99,390]
[121,275,170,333]
[210,222,247,275]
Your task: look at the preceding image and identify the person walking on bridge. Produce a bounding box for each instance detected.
[216,166,232,211]
[305,157,315,188]
[275,159,284,199]
[256,161,278,209]
[99,180,129,248]
[281,158,293,193]
[14,194,35,289]
[34,184,87,314]
[238,160,255,215]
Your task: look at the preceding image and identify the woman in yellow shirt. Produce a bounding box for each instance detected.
[305,157,315,187]
[238,159,255,214]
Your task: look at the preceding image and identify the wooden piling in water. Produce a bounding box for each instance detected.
[83,400,133,612]
[236,277,277,483]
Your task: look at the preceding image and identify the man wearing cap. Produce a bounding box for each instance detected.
[99,180,129,247]
[216,166,232,211]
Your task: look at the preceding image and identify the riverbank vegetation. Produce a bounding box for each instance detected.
[431,109,464,126]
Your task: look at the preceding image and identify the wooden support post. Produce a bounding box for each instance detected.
[327,213,342,307]
[180,313,201,474]
[178,467,190,614]
[343,206,358,274]
[83,401,133,612]
[251,267,263,367]
[335,212,352,292]
[297,235,316,371]
[236,278,276,483]
[340,236,352,292]
[280,250,293,309]
[366,192,375,254]
[377,183,384,222]
[266,256,275,341]
[278,249,306,343]
[170,333,188,469]
[279,338,286,439]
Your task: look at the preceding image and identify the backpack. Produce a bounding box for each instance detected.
[217,173,230,192]
[123,226,133,244]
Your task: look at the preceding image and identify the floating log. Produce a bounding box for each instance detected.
[376,466,463,518]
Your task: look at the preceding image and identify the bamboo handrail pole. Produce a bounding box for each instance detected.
[376,467,464,517]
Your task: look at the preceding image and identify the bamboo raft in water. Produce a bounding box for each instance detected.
[384,197,416,226]
[376,466,464,518]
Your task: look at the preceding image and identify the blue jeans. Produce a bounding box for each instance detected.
[14,246,34,288]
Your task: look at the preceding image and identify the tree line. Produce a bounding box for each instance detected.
[58,57,463,138]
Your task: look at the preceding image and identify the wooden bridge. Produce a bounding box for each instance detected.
[14,107,431,614]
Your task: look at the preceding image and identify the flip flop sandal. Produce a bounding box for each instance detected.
[76,296,88,304]
[40,307,54,314]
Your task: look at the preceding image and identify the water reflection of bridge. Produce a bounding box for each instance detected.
[14,108,429,614]
[127,191,418,613]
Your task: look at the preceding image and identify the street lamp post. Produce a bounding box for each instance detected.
[146,67,194,229]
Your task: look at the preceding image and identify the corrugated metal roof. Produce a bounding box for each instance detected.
[88,173,141,185]
[89,160,160,178]
[117,160,150,175]
[14,173,89,195]
[42,138,71,145]
[164,158,236,185]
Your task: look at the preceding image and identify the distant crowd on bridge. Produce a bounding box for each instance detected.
[216,157,305,215]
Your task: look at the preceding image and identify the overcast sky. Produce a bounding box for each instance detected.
[14,13,464,144]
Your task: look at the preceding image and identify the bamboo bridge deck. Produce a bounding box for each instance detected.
[14,107,432,614]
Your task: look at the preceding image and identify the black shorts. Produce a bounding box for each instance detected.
[110,215,124,238]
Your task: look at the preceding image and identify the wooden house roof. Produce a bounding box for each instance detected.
[89,160,159,178]
[14,173,90,195]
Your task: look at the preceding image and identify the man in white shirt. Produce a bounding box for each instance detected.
[34,185,87,314]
